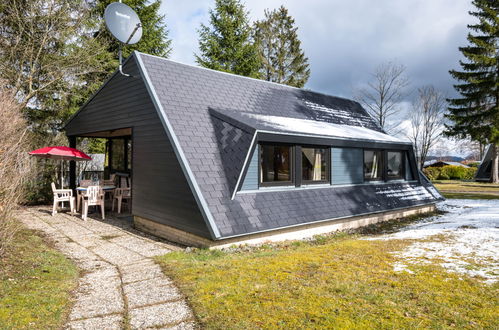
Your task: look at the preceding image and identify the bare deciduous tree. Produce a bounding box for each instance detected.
[0,0,111,134]
[0,82,33,257]
[355,61,409,133]
[408,86,447,170]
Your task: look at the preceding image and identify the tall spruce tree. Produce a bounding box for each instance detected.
[195,0,261,78]
[446,0,499,183]
[254,6,310,88]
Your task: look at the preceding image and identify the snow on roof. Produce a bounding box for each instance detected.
[244,113,409,144]
[375,185,435,201]
[300,99,381,130]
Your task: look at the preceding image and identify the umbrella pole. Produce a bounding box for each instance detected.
[61,160,64,208]
[61,160,64,188]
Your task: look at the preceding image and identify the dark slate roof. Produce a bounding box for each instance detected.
[137,52,440,239]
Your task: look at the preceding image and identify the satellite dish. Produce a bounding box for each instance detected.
[104,2,143,76]
[104,2,142,45]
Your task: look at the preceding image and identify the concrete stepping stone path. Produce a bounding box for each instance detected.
[17,207,197,330]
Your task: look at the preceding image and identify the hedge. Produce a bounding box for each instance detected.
[423,165,477,180]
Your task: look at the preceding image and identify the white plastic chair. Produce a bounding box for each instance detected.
[77,179,92,212]
[102,174,116,187]
[81,186,105,221]
[112,188,131,214]
[51,182,75,216]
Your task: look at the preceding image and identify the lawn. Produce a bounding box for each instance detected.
[432,180,499,199]
[157,230,498,329]
[0,229,78,329]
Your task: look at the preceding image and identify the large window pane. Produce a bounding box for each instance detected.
[364,150,383,180]
[302,147,328,182]
[111,139,125,171]
[260,144,293,184]
[387,151,403,180]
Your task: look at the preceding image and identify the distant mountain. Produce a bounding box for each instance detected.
[426,155,466,162]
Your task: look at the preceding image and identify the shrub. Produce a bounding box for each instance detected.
[424,165,478,180]
[0,83,33,257]
[423,167,441,180]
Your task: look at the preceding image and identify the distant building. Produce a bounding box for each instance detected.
[423,160,469,168]
[475,144,498,182]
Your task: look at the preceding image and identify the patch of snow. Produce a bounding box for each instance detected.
[393,262,414,274]
[301,100,377,129]
[244,113,408,143]
[371,199,499,283]
[376,186,434,201]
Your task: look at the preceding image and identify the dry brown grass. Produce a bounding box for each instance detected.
[0,82,33,256]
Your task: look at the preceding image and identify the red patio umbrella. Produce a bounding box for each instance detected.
[29,146,92,188]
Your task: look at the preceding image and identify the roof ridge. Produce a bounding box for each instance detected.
[135,51,358,106]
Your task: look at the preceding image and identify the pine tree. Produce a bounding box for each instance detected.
[254,6,310,88]
[446,0,499,183]
[195,0,261,78]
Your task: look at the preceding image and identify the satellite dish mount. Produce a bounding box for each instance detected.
[104,1,143,77]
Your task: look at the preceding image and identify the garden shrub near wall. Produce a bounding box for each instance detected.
[423,165,477,180]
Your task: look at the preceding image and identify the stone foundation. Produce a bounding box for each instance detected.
[134,203,436,248]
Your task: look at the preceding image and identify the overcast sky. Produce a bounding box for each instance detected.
[159,0,477,156]
[160,0,475,100]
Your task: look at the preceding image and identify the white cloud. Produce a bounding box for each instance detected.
[161,0,473,98]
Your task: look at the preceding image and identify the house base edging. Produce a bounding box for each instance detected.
[134,203,436,248]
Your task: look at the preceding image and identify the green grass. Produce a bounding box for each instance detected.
[432,180,499,199]
[441,192,499,200]
[157,233,498,329]
[0,229,79,329]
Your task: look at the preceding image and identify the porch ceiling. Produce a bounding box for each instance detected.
[72,127,132,138]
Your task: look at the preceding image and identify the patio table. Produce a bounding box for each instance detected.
[76,185,116,191]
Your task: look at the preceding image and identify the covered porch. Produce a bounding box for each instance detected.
[68,127,132,190]
[67,127,133,216]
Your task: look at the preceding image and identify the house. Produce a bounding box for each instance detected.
[64,52,442,247]
[423,160,469,168]
[476,144,498,182]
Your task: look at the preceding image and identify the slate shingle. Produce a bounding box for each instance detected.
[138,53,441,238]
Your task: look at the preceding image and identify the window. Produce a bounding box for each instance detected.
[260,144,293,186]
[302,147,329,183]
[387,151,403,180]
[364,150,383,181]
[111,139,125,171]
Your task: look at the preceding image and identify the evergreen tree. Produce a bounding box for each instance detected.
[446,0,499,182]
[254,6,310,88]
[195,0,261,78]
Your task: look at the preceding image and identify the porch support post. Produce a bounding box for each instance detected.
[68,136,77,192]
